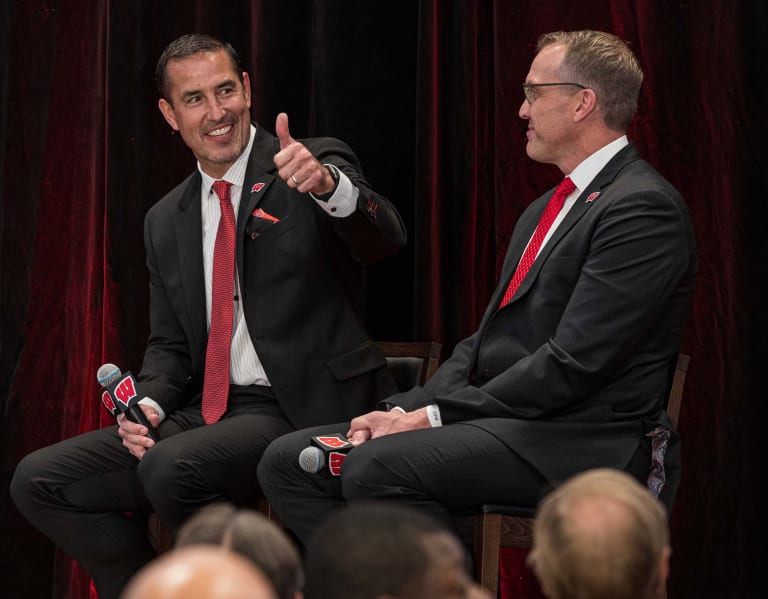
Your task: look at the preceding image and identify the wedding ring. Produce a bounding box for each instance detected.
[291,175,300,185]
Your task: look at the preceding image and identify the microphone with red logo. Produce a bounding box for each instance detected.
[97,363,159,442]
[298,433,354,477]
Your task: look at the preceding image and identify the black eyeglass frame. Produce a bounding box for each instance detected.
[522,82,587,103]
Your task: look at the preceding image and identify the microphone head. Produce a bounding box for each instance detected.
[97,363,121,387]
[298,446,325,473]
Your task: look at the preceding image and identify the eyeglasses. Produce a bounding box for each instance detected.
[523,82,587,104]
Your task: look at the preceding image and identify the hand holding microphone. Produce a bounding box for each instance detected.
[298,411,433,477]
[98,363,159,444]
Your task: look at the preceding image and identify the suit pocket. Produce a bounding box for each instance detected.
[327,340,387,380]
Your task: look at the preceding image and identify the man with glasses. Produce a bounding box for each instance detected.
[258,30,696,545]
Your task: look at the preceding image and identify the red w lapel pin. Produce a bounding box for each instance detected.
[251,182,265,193]
[585,192,601,203]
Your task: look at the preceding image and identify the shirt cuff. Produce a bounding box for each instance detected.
[311,164,358,217]
[138,397,166,422]
[425,404,443,428]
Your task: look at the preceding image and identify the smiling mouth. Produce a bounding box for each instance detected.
[206,123,234,138]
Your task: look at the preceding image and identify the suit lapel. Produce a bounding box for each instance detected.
[174,173,207,353]
[502,143,642,303]
[236,126,280,275]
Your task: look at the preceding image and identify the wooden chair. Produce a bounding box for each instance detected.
[377,341,442,389]
[148,340,443,552]
[466,354,691,597]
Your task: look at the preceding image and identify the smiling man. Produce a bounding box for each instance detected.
[257,30,697,551]
[11,34,405,599]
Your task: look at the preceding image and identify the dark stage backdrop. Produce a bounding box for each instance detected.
[1,1,765,598]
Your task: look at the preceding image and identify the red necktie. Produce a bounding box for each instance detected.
[202,180,235,424]
[499,177,575,308]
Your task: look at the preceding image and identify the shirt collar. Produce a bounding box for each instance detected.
[199,124,257,195]
[567,135,629,193]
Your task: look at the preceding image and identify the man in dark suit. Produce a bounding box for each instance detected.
[10,34,404,599]
[257,29,697,544]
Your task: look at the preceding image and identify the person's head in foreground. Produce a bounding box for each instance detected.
[175,502,303,599]
[302,502,491,599]
[120,545,277,599]
[528,468,671,599]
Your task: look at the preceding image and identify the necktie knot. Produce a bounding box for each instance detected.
[557,176,576,196]
[498,176,576,308]
[212,180,232,203]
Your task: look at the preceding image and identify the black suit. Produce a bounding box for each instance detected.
[10,126,405,599]
[257,143,697,543]
[140,126,403,425]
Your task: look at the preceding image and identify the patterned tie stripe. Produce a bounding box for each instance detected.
[202,180,235,424]
[499,177,576,308]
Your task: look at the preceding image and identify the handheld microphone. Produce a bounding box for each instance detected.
[97,363,159,442]
[298,433,354,477]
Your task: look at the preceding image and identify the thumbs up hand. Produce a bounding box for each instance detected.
[274,112,336,195]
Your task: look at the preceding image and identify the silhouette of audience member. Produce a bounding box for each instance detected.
[528,468,671,599]
[120,545,277,599]
[175,502,303,599]
[302,502,491,599]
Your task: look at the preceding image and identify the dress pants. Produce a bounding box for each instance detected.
[257,421,552,545]
[258,419,663,546]
[10,385,293,599]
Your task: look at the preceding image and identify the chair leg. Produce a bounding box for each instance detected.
[475,513,502,597]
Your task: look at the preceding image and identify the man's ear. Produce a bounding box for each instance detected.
[158,98,179,131]
[242,72,252,109]
[572,88,598,123]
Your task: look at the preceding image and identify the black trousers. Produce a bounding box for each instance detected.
[257,421,554,545]
[257,420,662,547]
[10,385,293,599]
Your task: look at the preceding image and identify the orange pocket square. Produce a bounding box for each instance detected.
[251,208,280,223]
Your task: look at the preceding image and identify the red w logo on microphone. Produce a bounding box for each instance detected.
[114,376,138,408]
[328,451,347,476]
[316,435,351,449]
[101,391,117,415]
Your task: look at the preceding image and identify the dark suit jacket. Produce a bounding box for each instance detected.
[138,126,405,429]
[394,143,696,490]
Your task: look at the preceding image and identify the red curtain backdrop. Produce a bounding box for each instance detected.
[2,1,765,598]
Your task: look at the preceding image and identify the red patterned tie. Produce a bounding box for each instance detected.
[202,180,235,424]
[499,177,576,307]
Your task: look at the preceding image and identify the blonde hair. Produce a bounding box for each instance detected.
[529,469,669,599]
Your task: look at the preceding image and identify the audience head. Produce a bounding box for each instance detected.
[528,468,670,599]
[121,545,277,599]
[303,502,490,599]
[175,502,303,599]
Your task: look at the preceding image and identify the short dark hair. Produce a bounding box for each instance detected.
[156,33,244,101]
[176,503,302,599]
[303,503,453,599]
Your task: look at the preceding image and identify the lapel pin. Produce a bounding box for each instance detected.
[251,183,265,193]
[585,192,601,203]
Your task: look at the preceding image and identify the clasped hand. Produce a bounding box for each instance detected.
[347,407,431,446]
